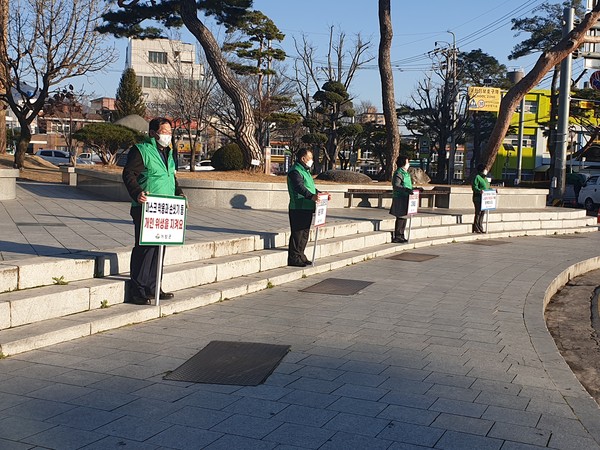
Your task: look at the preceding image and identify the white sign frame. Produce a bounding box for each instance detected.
[407,191,420,215]
[313,193,329,227]
[481,189,497,211]
[140,194,187,246]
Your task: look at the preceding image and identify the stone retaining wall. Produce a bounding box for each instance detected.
[74,168,548,210]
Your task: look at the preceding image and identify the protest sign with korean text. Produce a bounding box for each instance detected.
[140,194,187,245]
[481,189,497,211]
[313,193,329,227]
[407,191,420,215]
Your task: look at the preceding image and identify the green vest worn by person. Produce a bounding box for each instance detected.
[472,173,490,201]
[131,137,177,207]
[287,162,317,211]
[392,167,413,198]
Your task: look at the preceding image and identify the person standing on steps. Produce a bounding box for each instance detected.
[123,117,184,305]
[389,155,413,243]
[287,148,330,267]
[471,163,490,234]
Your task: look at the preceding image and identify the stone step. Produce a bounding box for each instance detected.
[0,231,388,330]
[0,222,595,357]
[0,209,592,295]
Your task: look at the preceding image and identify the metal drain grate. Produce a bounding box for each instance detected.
[388,252,439,262]
[164,341,290,386]
[300,278,373,295]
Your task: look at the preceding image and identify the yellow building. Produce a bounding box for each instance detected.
[490,89,600,181]
[490,90,551,181]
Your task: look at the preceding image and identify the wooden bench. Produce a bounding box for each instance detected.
[345,188,451,209]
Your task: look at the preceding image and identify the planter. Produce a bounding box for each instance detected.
[0,169,19,200]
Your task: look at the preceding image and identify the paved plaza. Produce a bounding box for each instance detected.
[1,183,600,449]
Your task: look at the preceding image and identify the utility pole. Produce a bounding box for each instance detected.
[554,7,574,200]
[447,31,458,185]
[264,39,272,175]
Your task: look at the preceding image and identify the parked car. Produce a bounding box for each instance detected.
[577,174,600,210]
[183,160,214,171]
[34,150,85,166]
[78,152,104,165]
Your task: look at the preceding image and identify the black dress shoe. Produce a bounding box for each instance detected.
[288,260,307,267]
[301,257,312,265]
[148,291,175,300]
[130,296,151,305]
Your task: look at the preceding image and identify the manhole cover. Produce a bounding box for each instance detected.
[164,341,290,386]
[300,278,373,295]
[388,252,439,262]
[469,240,509,246]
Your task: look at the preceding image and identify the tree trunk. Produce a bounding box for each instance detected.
[14,121,30,168]
[482,4,600,170]
[378,0,400,181]
[0,0,8,154]
[179,0,262,168]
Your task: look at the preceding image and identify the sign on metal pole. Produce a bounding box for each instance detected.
[140,194,187,305]
[406,191,420,243]
[311,194,329,265]
[467,86,501,112]
[481,189,497,234]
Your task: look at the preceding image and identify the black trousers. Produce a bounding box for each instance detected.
[394,217,407,238]
[129,206,164,298]
[288,209,313,263]
[473,199,486,233]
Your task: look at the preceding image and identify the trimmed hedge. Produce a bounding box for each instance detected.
[211,143,244,171]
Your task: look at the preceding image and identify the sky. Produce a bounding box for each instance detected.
[81,0,586,109]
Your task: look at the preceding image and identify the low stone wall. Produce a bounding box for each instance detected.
[74,168,548,210]
[433,185,547,209]
[0,169,20,200]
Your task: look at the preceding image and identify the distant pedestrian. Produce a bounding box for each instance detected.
[122,117,183,305]
[389,155,413,243]
[472,163,490,233]
[287,148,329,267]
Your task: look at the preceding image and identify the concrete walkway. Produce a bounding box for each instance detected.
[1,182,600,449]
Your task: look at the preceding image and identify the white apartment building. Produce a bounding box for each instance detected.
[125,38,204,110]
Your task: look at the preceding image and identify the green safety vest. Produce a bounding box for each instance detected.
[131,137,176,207]
[472,173,490,200]
[392,167,413,198]
[287,162,317,210]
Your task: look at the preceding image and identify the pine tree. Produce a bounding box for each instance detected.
[115,68,146,120]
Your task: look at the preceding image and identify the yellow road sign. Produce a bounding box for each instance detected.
[468,86,501,112]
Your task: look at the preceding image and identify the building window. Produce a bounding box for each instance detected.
[149,51,168,64]
[505,134,536,149]
[524,100,537,114]
[270,145,287,156]
[361,149,373,160]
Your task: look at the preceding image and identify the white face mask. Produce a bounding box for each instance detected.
[305,159,314,168]
[156,134,172,148]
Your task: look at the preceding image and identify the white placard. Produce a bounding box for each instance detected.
[313,193,329,227]
[481,189,497,211]
[140,194,187,245]
[407,191,420,215]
